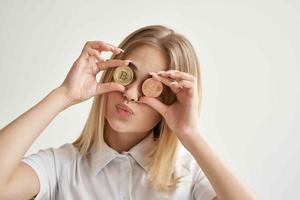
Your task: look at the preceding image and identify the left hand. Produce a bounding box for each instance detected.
[137,69,200,141]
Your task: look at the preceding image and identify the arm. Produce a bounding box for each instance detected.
[136,69,260,200]
[181,130,261,200]
[0,86,72,198]
[0,41,129,199]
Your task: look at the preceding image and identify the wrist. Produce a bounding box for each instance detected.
[51,86,75,110]
[176,125,201,140]
[177,127,203,151]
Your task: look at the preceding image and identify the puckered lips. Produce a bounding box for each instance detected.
[115,103,134,116]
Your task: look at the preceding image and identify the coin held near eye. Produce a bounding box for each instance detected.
[142,78,163,98]
[113,65,134,86]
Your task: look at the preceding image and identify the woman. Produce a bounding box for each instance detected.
[0,25,260,199]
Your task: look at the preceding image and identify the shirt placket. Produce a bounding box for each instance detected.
[119,153,133,200]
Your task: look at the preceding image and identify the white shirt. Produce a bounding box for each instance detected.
[22,131,217,200]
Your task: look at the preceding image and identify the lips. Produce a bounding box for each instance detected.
[116,103,134,114]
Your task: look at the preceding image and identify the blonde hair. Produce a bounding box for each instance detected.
[72,25,202,191]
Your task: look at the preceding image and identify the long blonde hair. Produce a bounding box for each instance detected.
[72,25,202,191]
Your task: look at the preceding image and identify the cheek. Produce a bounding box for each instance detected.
[107,91,121,101]
[106,92,123,112]
[139,104,162,122]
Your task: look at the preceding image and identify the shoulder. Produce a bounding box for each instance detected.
[51,143,80,164]
[23,143,80,168]
[53,143,78,157]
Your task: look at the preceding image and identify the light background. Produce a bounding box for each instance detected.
[0,0,299,199]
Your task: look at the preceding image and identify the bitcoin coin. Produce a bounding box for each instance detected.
[142,78,163,97]
[113,65,134,86]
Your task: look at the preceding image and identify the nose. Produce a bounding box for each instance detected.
[122,82,142,103]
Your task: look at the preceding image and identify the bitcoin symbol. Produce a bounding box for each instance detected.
[113,65,134,86]
[119,71,128,81]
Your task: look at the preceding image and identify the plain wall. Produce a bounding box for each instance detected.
[0,0,299,199]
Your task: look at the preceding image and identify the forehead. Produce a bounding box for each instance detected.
[124,44,169,74]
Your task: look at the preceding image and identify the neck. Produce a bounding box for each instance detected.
[104,120,151,153]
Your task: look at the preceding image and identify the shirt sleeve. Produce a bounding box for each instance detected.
[191,166,217,200]
[21,147,58,200]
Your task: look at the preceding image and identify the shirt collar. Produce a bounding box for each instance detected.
[89,130,157,176]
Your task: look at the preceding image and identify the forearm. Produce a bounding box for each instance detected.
[181,132,260,200]
[0,86,71,185]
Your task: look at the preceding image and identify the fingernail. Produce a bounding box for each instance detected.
[149,72,156,76]
[118,48,125,53]
[157,71,165,74]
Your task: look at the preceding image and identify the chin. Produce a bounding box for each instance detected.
[105,116,132,132]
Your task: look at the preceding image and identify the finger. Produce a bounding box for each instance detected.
[105,42,117,48]
[157,70,196,82]
[138,96,168,117]
[106,42,125,54]
[81,41,123,58]
[149,72,182,94]
[85,47,105,62]
[87,41,119,53]
[95,82,125,95]
[88,56,99,74]
[170,80,196,97]
[171,80,194,89]
[169,81,184,90]
[149,72,173,86]
[95,59,131,73]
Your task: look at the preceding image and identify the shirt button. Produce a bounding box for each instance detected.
[122,151,130,155]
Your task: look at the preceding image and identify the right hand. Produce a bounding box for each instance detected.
[58,41,131,106]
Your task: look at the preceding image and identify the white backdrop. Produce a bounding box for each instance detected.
[0,0,299,199]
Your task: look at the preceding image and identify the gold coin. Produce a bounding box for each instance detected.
[113,65,134,86]
[142,78,163,97]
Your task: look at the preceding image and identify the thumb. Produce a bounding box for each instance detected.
[138,96,168,116]
[95,82,125,95]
